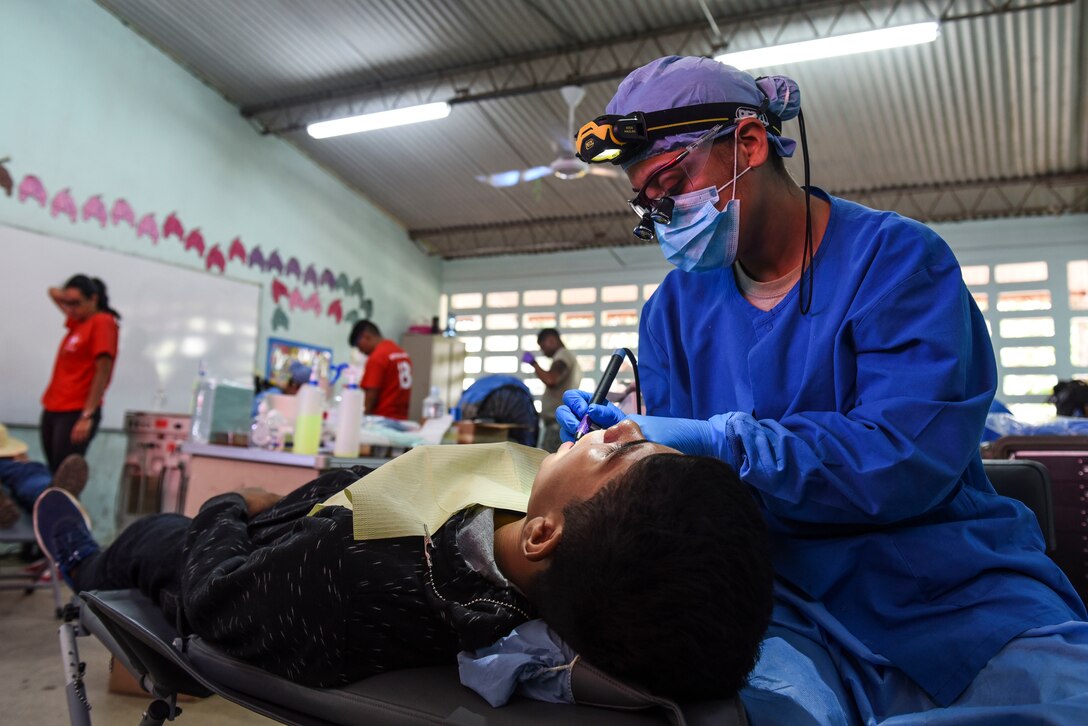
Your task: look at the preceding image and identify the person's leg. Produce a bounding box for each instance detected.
[39,410,99,472]
[741,604,859,726]
[36,486,191,619]
[40,410,62,472]
[72,512,190,617]
[77,409,102,456]
[750,590,1088,726]
[0,458,55,512]
[0,483,19,527]
[877,622,1088,725]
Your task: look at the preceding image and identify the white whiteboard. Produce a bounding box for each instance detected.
[0,224,259,428]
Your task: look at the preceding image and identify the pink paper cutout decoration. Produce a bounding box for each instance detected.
[18,175,47,207]
[327,299,343,324]
[285,257,301,278]
[51,188,77,222]
[163,212,184,241]
[111,198,136,227]
[305,292,322,316]
[205,244,226,273]
[266,250,283,274]
[136,213,160,244]
[81,195,107,227]
[228,237,246,263]
[184,229,205,258]
[303,264,318,287]
[271,278,289,304]
[288,289,305,311]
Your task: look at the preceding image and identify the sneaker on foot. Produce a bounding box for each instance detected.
[0,488,18,528]
[53,454,89,498]
[33,488,98,587]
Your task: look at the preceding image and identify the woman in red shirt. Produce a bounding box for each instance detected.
[40,275,120,471]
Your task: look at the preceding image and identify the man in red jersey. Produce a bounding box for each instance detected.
[349,320,413,420]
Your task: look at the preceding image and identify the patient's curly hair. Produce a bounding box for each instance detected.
[529,453,773,700]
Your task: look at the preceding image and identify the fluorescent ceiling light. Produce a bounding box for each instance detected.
[307,101,451,139]
[715,21,940,70]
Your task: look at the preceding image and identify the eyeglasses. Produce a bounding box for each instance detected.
[627,124,725,240]
[59,299,84,308]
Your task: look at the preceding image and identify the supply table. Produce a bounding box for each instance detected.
[179,443,394,517]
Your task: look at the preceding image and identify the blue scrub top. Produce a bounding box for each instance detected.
[639,189,1085,705]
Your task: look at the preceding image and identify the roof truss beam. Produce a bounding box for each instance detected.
[412,171,1088,259]
[244,0,1071,134]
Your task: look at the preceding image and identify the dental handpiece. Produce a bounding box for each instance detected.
[574,348,626,440]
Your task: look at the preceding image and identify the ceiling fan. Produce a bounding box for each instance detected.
[476,86,622,188]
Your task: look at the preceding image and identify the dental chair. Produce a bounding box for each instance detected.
[981,458,1057,553]
[61,589,747,726]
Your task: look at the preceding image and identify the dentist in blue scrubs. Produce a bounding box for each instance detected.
[560,56,1087,724]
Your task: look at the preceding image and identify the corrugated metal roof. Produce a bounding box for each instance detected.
[96,0,1087,258]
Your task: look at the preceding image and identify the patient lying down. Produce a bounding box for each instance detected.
[34,420,772,701]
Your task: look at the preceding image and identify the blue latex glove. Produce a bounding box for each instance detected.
[555,389,626,442]
[521,351,536,365]
[556,389,736,460]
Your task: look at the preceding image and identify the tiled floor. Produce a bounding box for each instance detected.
[0,560,270,724]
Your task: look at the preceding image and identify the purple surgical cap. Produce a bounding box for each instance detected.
[605,56,800,168]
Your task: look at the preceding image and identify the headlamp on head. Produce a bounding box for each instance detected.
[574,102,782,166]
[576,112,649,165]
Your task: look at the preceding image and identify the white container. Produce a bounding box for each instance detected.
[264,393,299,426]
[189,362,216,444]
[334,380,364,457]
[422,385,445,420]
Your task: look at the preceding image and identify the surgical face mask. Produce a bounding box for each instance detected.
[655,136,750,273]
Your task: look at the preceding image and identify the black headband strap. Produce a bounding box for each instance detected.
[641,102,784,139]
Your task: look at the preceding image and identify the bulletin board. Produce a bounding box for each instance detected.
[266,337,333,382]
[0,223,260,428]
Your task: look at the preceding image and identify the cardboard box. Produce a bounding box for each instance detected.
[108,656,199,701]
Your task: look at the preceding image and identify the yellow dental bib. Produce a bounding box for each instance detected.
[309,442,547,540]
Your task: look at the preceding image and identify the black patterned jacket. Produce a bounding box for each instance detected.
[179,467,533,687]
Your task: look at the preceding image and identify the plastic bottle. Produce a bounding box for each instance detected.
[422,385,445,420]
[250,409,287,451]
[293,369,324,455]
[189,361,217,444]
[334,373,364,458]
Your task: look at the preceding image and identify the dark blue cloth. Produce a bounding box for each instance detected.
[638,189,1085,705]
[459,376,531,406]
[459,376,539,446]
[981,399,1012,442]
[0,458,54,512]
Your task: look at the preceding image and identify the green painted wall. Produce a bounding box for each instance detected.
[0,0,441,540]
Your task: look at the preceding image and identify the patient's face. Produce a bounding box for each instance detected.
[528,420,679,516]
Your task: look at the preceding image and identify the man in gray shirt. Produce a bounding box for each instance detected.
[524,329,581,452]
